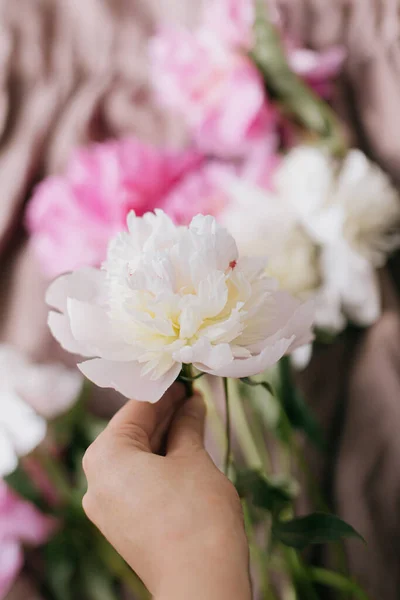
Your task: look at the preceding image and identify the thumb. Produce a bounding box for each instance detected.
[166,393,206,455]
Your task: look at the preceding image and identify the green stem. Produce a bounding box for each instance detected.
[230,380,264,469]
[242,500,279,600]
[196,376,227,453]
[223,377,231,475]
[34,448,72,505]
[277,363,350,584]
[284,548,319,600]
[180,364,194,398]
[245,391,272,472]
[310,568,371,600]
[253,0,347,157]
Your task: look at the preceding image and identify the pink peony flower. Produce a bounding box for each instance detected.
[164,162,236,225]
[26,138,201,278]
[0,481,54,598]
[150,28,277,158]
[164,141,280,225]
[201,0,256,49]
[288,45,346,99]
[201,0,344,99]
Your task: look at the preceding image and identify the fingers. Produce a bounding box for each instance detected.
[107,382,186,453]
[166,393,206,455]
[83,382,187,487]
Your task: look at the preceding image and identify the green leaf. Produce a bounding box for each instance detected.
[252,0,346,157]
[273,513,365,550]
[235,469,294,514]
[278,357,325,450]
[239,377,281,431]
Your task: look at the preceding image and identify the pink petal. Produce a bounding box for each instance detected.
[0,541,22,599]
[0,491,54,545]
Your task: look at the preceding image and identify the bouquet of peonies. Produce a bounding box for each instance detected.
[2,0,399,598]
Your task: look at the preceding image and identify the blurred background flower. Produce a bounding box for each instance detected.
[0,345,82,476]
[26,139,201,277]
[0,482,54,599]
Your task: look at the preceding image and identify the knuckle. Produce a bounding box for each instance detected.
[117,422,150,452]
[226,481,243,512]
[82,433,109,477]
[82,443,97,476]
[82,492,96,522]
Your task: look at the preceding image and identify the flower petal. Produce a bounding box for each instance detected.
[280,298,315,352]
[0,429,18,477]
[48,311,93,357]
[78,359,181,402]
[0,540,22,599]
[175,338,233,371]
[291,344,313,370]
[0,483,55,545]
[340,251,381,326]
[67,299,137,361]
[202,336,293,378]
[19,363,83,420]
[46,268,106,312]
[1,393,47,459]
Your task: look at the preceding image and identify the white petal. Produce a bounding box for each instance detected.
[244,292,314,354]
[202,337,294,378]
[320,241,381,328]
[175,338,233,371]
[280,298,316,352]
[48,311,93,357]
[303,205,344,245]
[19,363,83,420]
[275,146,333,216]
[67,299,137,361]
[0,428,18,477]
[341,255,381,326]
[78,359,181,402]
[315,286,345,332]
[1,393,47,458]
[46,268,106,312]
[291,344,313,370]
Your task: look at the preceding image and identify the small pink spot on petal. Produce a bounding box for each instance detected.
[229,260,237,270]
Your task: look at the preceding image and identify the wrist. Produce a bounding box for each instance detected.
[156,527,251,600]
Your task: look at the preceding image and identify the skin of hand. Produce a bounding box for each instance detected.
[82,384,252,600]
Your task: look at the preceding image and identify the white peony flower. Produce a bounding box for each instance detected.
[274,146,400,332]
[0,346,82,477]
[47,210,314,403]
[218,179,320,370]
[219,179,321,299]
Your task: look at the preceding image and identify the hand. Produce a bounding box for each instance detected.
[82,384,251,600]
